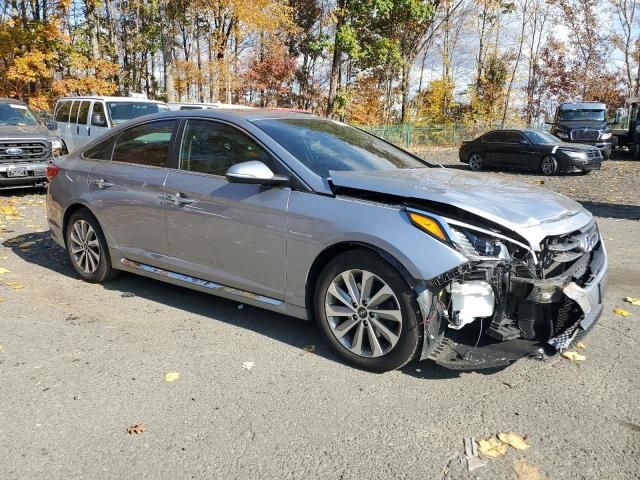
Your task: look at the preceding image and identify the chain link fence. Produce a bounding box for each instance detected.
[360,124,484,148]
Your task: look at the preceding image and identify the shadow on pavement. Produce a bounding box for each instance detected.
[2,229,467,379]
[580,201,640,221]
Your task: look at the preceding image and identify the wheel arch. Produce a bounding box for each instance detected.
[62,203,100,247]
[304,241,417,318]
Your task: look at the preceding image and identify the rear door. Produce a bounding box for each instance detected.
[482,131,509,166]
[88,119,178,266]
[75,100,92,149]
[89,101,110,140]
[162,118,290,300]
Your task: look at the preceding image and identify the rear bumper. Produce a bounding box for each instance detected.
[0,161,49,187]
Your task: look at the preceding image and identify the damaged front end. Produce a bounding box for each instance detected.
[413,209,608,370]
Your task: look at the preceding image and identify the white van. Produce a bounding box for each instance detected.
[53,96,169,152]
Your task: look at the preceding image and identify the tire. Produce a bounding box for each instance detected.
[540,155,558,176]
[468,152,484,171]
[314,249,423,373]
[602,150,610,161]
[65,209,119,283]
[632,143,640,160]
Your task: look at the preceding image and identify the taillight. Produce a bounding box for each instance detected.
[46,163,60,181]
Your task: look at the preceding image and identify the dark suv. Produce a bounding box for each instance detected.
[0,98,65,189]
[549,102,613,159]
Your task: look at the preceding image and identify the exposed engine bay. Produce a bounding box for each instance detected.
[418,216,607,369]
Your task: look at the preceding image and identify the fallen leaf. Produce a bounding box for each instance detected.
[0,204,20,218]
[126,423,146,434]
[561,351,586,362]
[614,308,631,317]
[5,281,24,289]
[242,361,255,370]
[498,432,530,450]
[164,372,180,382]
[477,437,508,458]
[624,297,640,306]
[302,345,315,353]
[0,256,8,260]
[576,341,587,350]
[0,267,9,275]
[512,459,545,480]
[19,241,35,249]
[0,297,6,303]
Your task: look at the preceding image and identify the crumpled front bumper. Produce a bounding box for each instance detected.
[418,241,608,370]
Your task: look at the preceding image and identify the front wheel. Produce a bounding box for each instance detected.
[314,250,422,373]
[65,209,119,283]
[541,155,558,176]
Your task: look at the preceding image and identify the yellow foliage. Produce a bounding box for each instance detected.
[416,77,456,126]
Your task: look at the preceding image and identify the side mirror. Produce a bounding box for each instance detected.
[91,113,107,127]
[45,121,57,131]
[225,161,289,186]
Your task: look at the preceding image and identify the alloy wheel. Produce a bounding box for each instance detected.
[469,153,482,170]
[324,269,403,358]
[541,156,555,175]
[69,219,101,274]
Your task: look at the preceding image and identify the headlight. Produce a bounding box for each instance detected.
[451,227,510,260]
[51,139,67,157]
[556,132,569,139]
[564,150,588,159]
[600,131,612,140]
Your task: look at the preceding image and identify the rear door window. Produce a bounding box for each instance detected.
[112,120,177,167]
[55,101,71,122]
[69,101,80,124]
[483,131,508,143]
[91,102,108,127]
[83,135,117,161]
[78,101,91,125]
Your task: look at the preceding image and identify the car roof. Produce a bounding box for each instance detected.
[0,97,27,105]
[55,96,166,104]
[141,108,319,122]
[559,102,606,110]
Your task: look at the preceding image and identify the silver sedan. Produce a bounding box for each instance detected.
[46,110,607,372]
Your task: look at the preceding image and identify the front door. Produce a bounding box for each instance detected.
[88,119,178,265]
[163,119,290,301]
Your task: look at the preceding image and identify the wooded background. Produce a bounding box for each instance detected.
[0,0,638,127]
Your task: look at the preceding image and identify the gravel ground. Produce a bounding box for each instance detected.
[0,186,639,480]
[413,147,640,220]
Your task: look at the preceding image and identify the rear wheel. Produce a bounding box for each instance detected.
[314,250,422,373]
[632,143,640,160]
[541,155,558,176]
[65,210,119,283]
[468,152,484,171]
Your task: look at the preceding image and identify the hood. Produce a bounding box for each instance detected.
[555,120,607,130]
[0,123,53,138]
[330,168,584,232]
[555,143,599,152]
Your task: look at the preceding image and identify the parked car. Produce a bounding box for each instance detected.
[53,96,169,152]
[0,97,66,189]
[548,102,613,160]
[459,129,602,175]
[46,110,607,372]
[167,102,254,111]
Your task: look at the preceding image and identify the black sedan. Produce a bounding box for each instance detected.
[459,129,602,175]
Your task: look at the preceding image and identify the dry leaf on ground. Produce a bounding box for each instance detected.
[0,297,6,303]
[164,372,180,382]
[0,268,9,275]
[477,437,508,458]
[512,459,545,480]
[19,241,35,249]
[614,308,631,317]
[302,345,315,352]
[5,281,24,289]
[242,361,255,370]
[126,423,146,434]
[561,351,586,362]
[498,432,530,450]
[576,342,587,349]
[624,297,640,306]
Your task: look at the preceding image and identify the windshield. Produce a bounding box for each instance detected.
[0,102,39,126]
[107,102,165,125]
[524,130,560,144]
[254,118,428,177]
[557,108,605,122]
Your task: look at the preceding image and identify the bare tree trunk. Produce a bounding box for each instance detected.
[326,0,345,117]
[502,0,529,127]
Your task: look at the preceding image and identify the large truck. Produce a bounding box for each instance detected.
[548,101,613,160]
[611,97,640,159]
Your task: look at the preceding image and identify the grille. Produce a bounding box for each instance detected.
[570,129,600,141]
[0,141,49,162]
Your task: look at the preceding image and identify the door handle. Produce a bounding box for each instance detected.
[88,127,91,136]
[165,193,195,205]
[93,179,114,189]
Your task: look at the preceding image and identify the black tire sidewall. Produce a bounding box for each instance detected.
[65,210,114,283]
[469,152,483,170]
[541,155,557,176]
[314,250,422,373]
